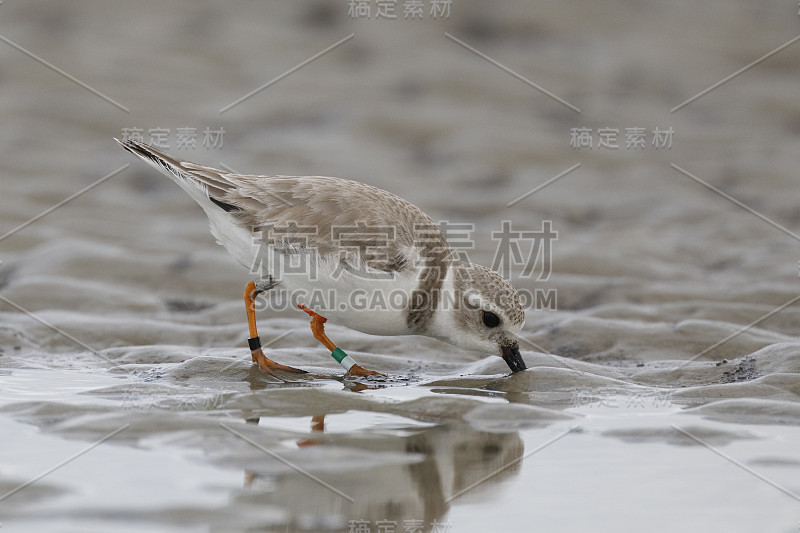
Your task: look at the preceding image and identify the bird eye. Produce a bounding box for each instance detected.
[481,310,500,328]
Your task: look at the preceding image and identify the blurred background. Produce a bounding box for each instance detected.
[1,2,798,322]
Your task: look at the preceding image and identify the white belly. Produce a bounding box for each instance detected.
[260,247,420,337]
[201,212,423,337]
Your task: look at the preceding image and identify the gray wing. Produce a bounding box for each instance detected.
[222,173,450,273]
[119,139,450,274]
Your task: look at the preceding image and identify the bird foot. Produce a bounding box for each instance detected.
[346,363,385,377]
[251,348,307,375]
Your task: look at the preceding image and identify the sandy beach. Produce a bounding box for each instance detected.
[1,1,799,531]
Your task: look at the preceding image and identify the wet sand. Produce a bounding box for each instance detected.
[1,1,799,532]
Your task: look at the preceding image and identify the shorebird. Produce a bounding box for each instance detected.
[118,139,526,377]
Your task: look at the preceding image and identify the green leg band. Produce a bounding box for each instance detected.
[331,347,356,372]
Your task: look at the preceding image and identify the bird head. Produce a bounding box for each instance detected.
[445,263,527,372]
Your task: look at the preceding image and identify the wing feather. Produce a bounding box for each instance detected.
[118,139,450,275]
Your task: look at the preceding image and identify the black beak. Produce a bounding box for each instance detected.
[501,343,526,372]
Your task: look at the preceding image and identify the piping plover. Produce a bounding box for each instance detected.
[118,139,526,376]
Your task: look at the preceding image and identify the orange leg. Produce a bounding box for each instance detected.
[245,281,306,376]
[296,415,326,448]
[297,304,383,376]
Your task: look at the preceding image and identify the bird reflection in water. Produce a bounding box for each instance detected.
[239,412,524,530]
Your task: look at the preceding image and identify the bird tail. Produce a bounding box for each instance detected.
[115,138,239,212]
[116,138,259,269]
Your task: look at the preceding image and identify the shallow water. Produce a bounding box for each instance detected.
[2,1,800,532]
[2,356,800,532]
